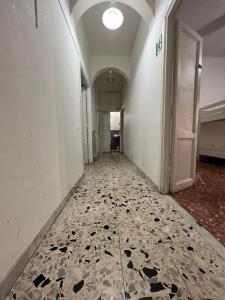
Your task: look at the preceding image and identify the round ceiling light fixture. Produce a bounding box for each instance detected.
[102,7,124,30]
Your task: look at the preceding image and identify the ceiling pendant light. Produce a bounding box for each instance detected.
[102,1,124,30]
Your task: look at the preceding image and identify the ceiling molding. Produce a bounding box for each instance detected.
[145,0,155,16]
[69,0,78,13]
[71,0,154,25]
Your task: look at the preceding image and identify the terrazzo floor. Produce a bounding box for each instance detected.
[173,156,225,246]
[6,154,225,300]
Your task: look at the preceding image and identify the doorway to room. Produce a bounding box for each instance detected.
[163,0,225,246]
[110,112,121,152]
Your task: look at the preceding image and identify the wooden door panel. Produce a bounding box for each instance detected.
[170,21,203,193]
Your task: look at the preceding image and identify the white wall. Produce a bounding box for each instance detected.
[200,120,225,148]
[200,57,225,108]
[123,0,173,186]
[0,0,84,286]
[99,92,122,112]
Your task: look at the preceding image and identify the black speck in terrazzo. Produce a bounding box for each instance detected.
[127,260,134,269]
[105,250,113,257]
[154,218,160,222]
[141,250,149,259]
[104,225,109,230]
[13,294,16,299]
[85,245,91,250]
[41,278,51,288]
[73,280,84,293]
[139,270,144,280]
[50,246,58,251]
[199,267,206,274]
[150,282,165,292]
[59,247,67,253]
[183,273,188,279]
[33,274,46,287]
[139,297,153,300]
[125,291,131,299]
[142,267,158,279]
[124,250,132,257]
[187,246,194,251]
[171,284,178,294]
[90,232,96,236]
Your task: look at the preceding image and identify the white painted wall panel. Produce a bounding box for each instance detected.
[0,0,83,283]
[123,0,173,187]
[99,92,121,112]
[200,57,225,108]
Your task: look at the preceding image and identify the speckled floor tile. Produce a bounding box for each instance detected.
[121,243,192,299]
[5,153,225,300]
[164,240,225,299]
[61,244,124,300]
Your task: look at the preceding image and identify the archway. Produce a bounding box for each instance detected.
[70,0,154,26]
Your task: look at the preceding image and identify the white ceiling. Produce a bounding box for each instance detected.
[95,70,126,92]
[177,0,225,57]
[81,2,140,56]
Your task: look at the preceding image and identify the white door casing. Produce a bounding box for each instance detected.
[81,88,89,164]
[170,20,203,193]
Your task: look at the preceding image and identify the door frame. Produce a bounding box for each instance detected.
[80,87,89,164]
[160,0,183,194]
[120,108,125,154]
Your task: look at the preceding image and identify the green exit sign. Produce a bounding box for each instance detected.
[156,34,162,57]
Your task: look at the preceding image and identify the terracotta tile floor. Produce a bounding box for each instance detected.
[5,154,225,299]
[173,156,225,246]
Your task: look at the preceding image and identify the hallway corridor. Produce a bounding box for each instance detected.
[6,154,225,300]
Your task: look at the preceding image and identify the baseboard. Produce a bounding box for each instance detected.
[1,174,84,300]
[124,154,159,192]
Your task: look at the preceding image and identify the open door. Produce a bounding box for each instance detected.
[100,112,110,153]
[170,20,203,193]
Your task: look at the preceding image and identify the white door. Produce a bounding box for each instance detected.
[100,112,110,152]
[170,21,203,193]
[81,88,89,164]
